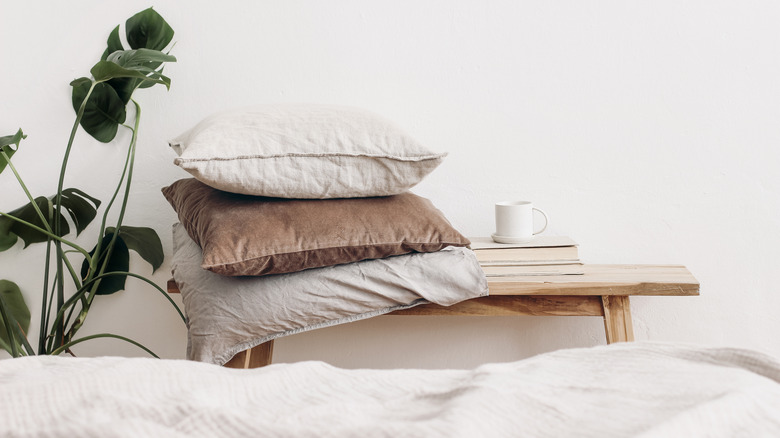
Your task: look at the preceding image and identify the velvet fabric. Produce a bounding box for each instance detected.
[162,178,470,276]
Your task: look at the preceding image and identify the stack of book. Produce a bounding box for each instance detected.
[468,236,582,277]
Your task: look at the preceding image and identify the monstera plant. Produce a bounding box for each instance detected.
[0,8,184,358]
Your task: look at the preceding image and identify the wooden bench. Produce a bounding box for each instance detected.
[167,263,699,369]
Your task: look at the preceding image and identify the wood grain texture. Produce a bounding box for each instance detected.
[224,340,274,369]
[168,262,697,365]
[602,296,635,343]
[389,296,604,317]
[223,350,249,369]
[168,265,699,297]
[487,265,699,296]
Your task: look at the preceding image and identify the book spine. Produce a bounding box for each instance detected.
[473,247,579,262]
[481,265,585,276]
[478,259,582,267]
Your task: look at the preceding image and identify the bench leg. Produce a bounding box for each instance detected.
[224,340,275,369]
[601,296,634,344]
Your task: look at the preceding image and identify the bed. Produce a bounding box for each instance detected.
[2,342,779,437]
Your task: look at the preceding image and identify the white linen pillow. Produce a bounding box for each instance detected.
[171,223,488,365]
[169,105,447,198]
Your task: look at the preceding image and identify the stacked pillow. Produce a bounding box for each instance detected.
[163,104,471,276]
[169,105,447,199]
[163,105,487,365]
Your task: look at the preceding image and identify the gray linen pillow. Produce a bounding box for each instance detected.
[171,223,489,365]
[162,178,471,277]
[169,105,446,198]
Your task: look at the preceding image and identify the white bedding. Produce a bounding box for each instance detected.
[2,342,780,437]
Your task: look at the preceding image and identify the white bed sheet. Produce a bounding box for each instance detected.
[2,342,779,437]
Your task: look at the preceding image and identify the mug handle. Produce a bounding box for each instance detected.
[533,207,548,235]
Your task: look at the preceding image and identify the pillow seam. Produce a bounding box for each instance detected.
[173,152,447,163]
[201,240,469,270]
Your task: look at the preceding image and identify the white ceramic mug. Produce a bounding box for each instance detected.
[493,201,549,243]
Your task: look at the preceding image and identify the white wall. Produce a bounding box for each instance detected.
[2,0,779,368]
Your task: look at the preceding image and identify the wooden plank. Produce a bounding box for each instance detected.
[487,265,699,296]
[602,296,634,343]
[168,265,698,298]
[389,295,604,317]
[224,349,249,369]
[167,265,699,297]
[247,340,274,368]
[224,340,274,369]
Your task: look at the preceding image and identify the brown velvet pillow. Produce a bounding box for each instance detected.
[162,178,470,276]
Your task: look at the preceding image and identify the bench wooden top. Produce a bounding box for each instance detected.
[168,264,699,297]
[485,264,699,296]
[170,242,698,364]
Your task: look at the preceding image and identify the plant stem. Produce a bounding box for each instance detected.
[59,251,82,289]
[52,287,88,335]
[0,293,19,357]
[58,251,88,333]
[92,125,135,273]
[1,145,58,354]
[53,82,96,349]
[38,241,53,354]
[50,333,158,358]
[71,102,141,342]
[87,271,184,322]
[0,150,52,232]
[62,298,83,339]
[44,278,58,353]
[10,318,34,356]
[0,212,91,261]
[55,82,96,226]
[57,269,187,345]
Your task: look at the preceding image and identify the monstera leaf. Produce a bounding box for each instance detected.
[71,80,126,143]
[125,8,174,51]
[100,25,124,61]
[72,7,176,142]
[0,218,17,252]
[99,8,174,66]
[0,280,30,355]
[0,8,181,357]
[96,49,173,94]
[0,130,27,251]
[60,188,102,234]
[0,189,101,251]
[0,129,26,175]
[81,233,130,295]
[80,226,164,295]
[106,226,164,272]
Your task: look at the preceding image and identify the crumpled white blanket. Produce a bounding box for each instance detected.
[1,342,779,438]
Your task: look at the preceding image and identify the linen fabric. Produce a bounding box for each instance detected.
[169,105,446,198]
[171,223,488,365]
[162,178,470,277]
[3,343,780,437]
